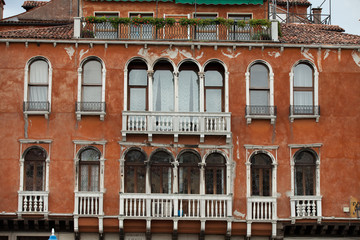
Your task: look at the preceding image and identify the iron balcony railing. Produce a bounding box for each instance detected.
[245,105,277,116]
[80,20,271,42]
[23,101,50,112]
[76,102,106,112]
[290,105,320,115]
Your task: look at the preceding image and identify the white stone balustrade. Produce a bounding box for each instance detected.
[247,197,277,221]
[122,111,231,142]
[119,193,232,219]
[18,191,49,213]
[290,195,322,218]
[74,192,104,216]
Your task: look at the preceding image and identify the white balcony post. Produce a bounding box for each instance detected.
[199,72,205,112]
[317,198,322,217]
[74,17,81,38]
[271,20,278,41]
[290,198,295,218]
[18,193,23,213]
[225,71,229,112]
[148,70,154,112]
[19,158,24,191]
[119,194,124,216]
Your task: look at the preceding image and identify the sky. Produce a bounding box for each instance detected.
[2,0,360,35]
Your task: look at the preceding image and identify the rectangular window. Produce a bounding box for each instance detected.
[228,14,252,40]
[129,13,154,39]
[94,12,119,39]
[195,13,218,40]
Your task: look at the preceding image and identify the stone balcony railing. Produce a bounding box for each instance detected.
[74,192,104,216]
[247,196,277,221]
[121,111,231,142]
[290,195,322,222]
[74,18,279,42]
[18,191,49,215]
[119,193,232,219]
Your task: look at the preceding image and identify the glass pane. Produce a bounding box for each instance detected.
[83,60,102,84]
[250,90,269,106]
[295,151,316,165]
[91,165,99,191]
[205,169,214,194]
[295,167,304,195]
[153,70,174,111]
[162,167,172,193]
[126,166,135,193]
[216,168,224,194]
[126,150,146,163]
[179,70,199,112]
[136,167,146,193]
[251,168,260,196]
[35,164,44,191]
[25,163,34,191]
[25,148,46,161]
[80,165,89,191]
[179,152,200,164]
[304,166,314,195]
[82,86,102,102]
[205,70,223,86]
[250,64,268,88]
[129,69,147,86]
[190,168,200,194]
[206,153,225,165]
[29,86,47,102]
[151,151,172,164]
[80,149,100,161]
[29,60,48,84]
[151,166,161,193]
[130,88,146,111]
[206,89,222,112]
[262,169,271,196]
[294,63,313,87]
[294,91,313,105]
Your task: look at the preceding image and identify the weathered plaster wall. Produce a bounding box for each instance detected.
[0,41,359,222]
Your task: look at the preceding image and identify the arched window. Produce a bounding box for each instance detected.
[251,153,272,196]
[24,147,46,191]
[204,62,224,112]
[79,147,101,192]
[250,63,269,107]
[205,153,226,194]
[125,149,146,193]
[128,60,148,111]
[150,150,173,193]
[293,63,314,114]
[153,61,174,112]
[178,62,199,112]
[294,150,316,196]
[178,151,200,194]
[77,57,106,120]
[24,58,50,112]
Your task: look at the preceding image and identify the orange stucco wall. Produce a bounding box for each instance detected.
[0,41,359,220]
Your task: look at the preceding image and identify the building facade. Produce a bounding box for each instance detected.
[0,0,359,239]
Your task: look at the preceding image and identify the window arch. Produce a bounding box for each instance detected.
[204,62,225,112]
[178,62,200,112]
[128,59,148,111]
[23,147,47,191]
[77,57,106,120]
[294,149,317,196]
[150,150,174,193]
[205,152,226,194]
[250,153,272,196]
[178,151,200,194]
[24,57,52,117]
[153,60,174,112]
[125,149,147,193]
[78,147,101,192]
[290,61,319,119]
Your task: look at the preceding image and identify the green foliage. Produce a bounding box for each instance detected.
[81,29,94,38]
[85,16,176,29]
[249,19,271,27]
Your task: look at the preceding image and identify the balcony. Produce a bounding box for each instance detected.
[121,111,231,142]
[247,197,277,221]
[289,105,320,122]
[74,192,104,216]
[18,191,49,215]
[119,193,232,219]
[23,101,50,119]
[245,105,277,124]
[74,18,278,42]
[75,102,106,121]
[290,195,322,222]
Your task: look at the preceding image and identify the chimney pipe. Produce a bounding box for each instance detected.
[312,8,322,24]
[0,0,5,20]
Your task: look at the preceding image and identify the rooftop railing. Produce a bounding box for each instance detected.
[74,18,277,42]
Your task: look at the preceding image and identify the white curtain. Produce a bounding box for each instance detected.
[205,70,223,112]
[129,69,147,111]
[29,60,48,102]
[83,60,102,102]
[179,70,199,112]
[153,70,174,112]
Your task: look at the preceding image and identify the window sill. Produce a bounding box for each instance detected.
[76,111,106,121]
[245,115,276,125]
[24,111,50,119]
[289,114,320,123]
